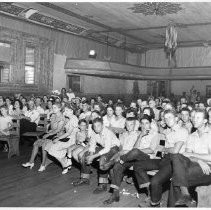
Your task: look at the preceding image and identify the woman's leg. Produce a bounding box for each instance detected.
[41,140,53,167]
[29,139,43,163]
[41,147,48,166]
[29,144,39,163]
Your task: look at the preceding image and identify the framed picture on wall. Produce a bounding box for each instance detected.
[206,85,211,98]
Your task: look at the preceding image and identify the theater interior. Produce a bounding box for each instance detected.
[1,1,211,208]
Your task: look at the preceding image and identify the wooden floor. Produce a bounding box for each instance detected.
[0,144,168,207]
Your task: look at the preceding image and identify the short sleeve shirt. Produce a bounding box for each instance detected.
[89,127,120,155]
[163,124,189,154]
[120,131,140,151]
[186,126,211,155]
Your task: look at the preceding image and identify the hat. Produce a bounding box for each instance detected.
[141,114,152,123]
[207,98,211,106]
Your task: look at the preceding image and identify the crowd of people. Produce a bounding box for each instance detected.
[0,86,211,207]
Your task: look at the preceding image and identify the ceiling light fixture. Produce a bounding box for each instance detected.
[128,2,183,16]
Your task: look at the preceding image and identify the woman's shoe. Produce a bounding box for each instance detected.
[62,165,71,174]
[22,162,34,169]
[38,165,46,172]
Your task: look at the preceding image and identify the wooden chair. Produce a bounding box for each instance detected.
[22,114,48,140]
[196,185,211,207]
[0,119,20,159]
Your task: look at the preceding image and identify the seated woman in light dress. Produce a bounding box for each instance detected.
[43,103,79,174]
[22,103,65,171]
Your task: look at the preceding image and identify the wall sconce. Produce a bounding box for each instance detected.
[89,50,97,59]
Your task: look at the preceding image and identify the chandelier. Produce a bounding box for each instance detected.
[165,23,178,67]
[128,2,183,16]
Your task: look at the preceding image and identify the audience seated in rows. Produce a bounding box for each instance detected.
[0,87,211,207]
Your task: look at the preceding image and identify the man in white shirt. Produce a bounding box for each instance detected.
[73,117,120,194]
[20,100,40,137]
[24,100,40,125]
[134,109,189,207]
[170,109,211,207]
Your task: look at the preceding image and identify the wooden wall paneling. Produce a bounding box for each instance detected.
[48,40,54,91]
[39,39,54,93]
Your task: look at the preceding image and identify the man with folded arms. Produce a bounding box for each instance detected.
[134,109,189,207]
[103,115,159,205]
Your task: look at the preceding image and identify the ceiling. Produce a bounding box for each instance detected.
[1,2,211,53]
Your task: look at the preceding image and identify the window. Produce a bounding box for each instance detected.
[67,75,81,92]
[0,62,10,83]
[0,42,11,83]
[25,47,35,84]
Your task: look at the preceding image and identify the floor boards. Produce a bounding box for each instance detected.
[0,145,168,207]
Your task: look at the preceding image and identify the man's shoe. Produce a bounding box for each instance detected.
[103,194,120,205]
[138,200,161,208]
[93,184,107,194]
[175,195,196,207]
[73,178,90,186]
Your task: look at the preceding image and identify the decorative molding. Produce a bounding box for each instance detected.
[29,13,87,35]
[101,21,211,33]
[38,2,149,44]
[0,2,87,36]
[0,2,25,15]
[0,3,144,53]
[128,2,183,16]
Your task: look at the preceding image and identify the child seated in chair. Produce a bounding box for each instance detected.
[0,105,13,152]
[63,119,89,174]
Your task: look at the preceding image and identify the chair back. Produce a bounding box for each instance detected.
[36,114,48,132]
[10,119,20,136]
